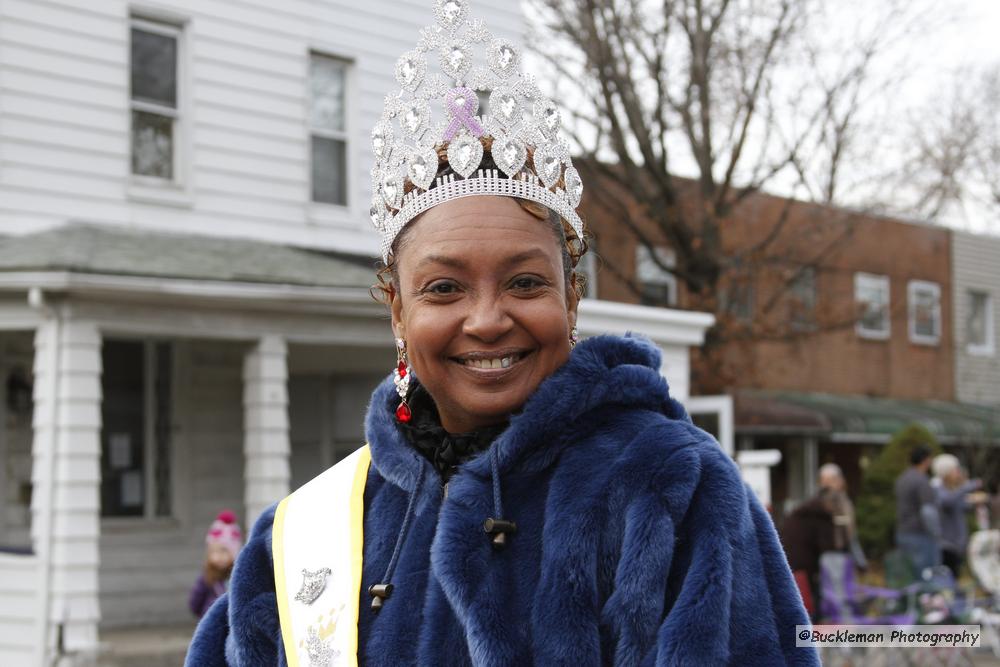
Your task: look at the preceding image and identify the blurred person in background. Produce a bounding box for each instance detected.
[781,486,839,620]
[817,463,867,571]
[895,445,942,576]
[189,510,243,619]
[781,464,866,620]
[931,454,983,579]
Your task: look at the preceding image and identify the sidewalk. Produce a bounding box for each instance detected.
[98,623,195,667]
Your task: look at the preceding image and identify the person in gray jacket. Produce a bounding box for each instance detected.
[931,453,983,578]
[895,445,942,576]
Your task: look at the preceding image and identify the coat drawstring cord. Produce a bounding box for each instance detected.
[368,464,426,612]
[483,444,516,549]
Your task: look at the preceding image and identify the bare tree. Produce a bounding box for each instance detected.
[897,65,1000,225]
[527,0,933,354]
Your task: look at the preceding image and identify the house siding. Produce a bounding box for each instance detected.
[952,230,1000,406]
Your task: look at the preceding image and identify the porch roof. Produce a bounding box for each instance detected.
[0,224,375,288]
[735,389,1000,444]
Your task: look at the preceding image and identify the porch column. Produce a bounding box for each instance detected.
[243,336,291,523]
[30,318,102,660]
[657,344,690,402]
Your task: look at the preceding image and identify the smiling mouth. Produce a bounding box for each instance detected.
[455,350,531,370]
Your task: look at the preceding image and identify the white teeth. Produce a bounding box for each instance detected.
[465,355,516,369]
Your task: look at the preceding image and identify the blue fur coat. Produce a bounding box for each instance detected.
[187,335,817,666]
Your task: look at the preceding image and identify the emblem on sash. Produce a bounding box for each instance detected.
[295,567,332,605]
[304,626,339,666]
[299,604,346,666]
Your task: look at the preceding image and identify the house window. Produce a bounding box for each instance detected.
[310,53,350,206]
[101,341,173,518]
[788,266,817,330]
[854,272,890,339]
[636,245,677,307]
[967,290,994,356]
[908,280,941,345]
[130,19,181,181]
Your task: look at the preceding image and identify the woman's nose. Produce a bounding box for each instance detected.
[462,295,513,342]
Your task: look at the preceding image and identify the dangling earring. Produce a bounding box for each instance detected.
[570,327,579,349]
[393,337,412,423]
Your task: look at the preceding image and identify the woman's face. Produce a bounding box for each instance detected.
[391,196,578,434]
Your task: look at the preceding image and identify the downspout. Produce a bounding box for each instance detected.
[28,286,62,667]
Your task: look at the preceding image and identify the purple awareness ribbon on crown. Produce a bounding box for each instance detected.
[443,87,485,141]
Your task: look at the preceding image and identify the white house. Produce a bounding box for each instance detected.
[0,1,717,664]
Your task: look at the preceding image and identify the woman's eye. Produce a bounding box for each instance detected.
[511,276,543,291]
[426,281,458,295]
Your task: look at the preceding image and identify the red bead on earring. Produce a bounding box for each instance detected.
[393,338,412,423]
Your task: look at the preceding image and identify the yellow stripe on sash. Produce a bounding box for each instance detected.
[273,496,298,667]
[347,446,372,662]
[273,445,372,666]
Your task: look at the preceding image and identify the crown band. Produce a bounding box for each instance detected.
[378,169,585,261]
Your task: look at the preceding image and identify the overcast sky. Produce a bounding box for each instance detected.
[903,0,1000,99]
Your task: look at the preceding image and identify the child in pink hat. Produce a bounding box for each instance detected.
[188,510,243,618]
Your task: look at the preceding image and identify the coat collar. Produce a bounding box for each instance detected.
[364,334,681,503]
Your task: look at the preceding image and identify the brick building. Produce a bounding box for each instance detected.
[580,167,1000,514]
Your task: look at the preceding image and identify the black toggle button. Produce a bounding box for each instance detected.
[483,517,517,549]
[368,583,394,612]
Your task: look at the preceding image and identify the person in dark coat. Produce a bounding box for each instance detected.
[895,445,942,575]
[781,488,839,620]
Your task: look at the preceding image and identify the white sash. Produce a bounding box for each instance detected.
[273,445,371,667]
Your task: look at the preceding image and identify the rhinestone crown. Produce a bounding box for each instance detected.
[369,0,585,262]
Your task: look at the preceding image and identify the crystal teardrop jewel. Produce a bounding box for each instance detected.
[446,131,484,179]
[393,338,413,423]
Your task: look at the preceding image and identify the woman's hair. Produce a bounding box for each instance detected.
[931,453,960,480]
[371,137,588,305]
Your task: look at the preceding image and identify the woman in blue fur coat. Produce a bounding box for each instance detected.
[187,1,816,664]
[187,199,817,666]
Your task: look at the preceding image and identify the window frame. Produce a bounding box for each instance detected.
[127,13,192,206]
[907,279,942,346]
[966,289,995,357]
[307,51,353,211]
[788,265,818,331]
[635,244,678,307]
[854,272,891,340]
[101,340,175,523]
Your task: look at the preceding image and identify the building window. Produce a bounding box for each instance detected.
[855,272,890,339]
[101,341,173,518]
[788,266,817,331]
[130,19,181,181]
[721,273,754,323]
[967,290,994,355]
[908,280,941,345]
[636,245,677,307]
[310,53,350,206]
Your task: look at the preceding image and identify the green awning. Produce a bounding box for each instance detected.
[735,389,1000,444]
